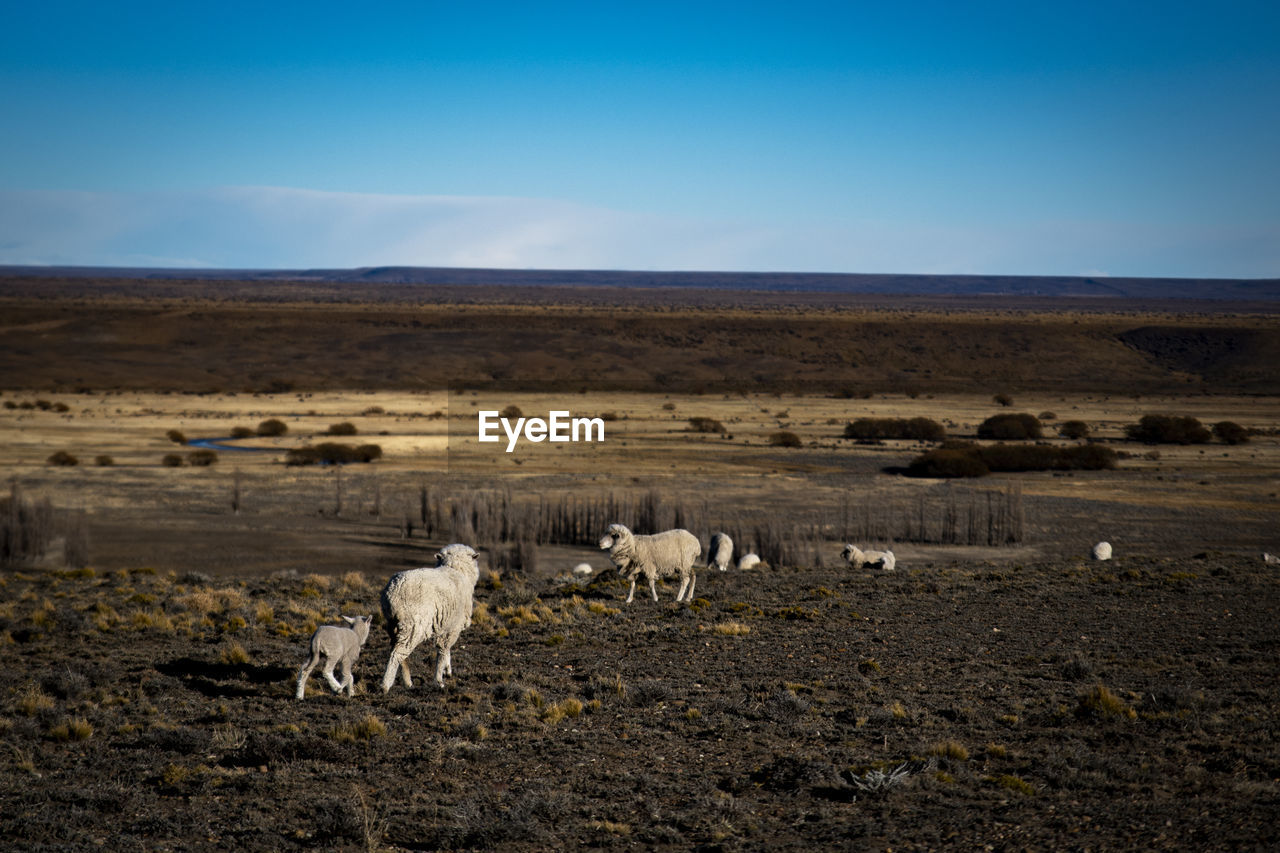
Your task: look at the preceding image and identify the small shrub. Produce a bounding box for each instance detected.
[930,740,969,761]
[256,419,288,437]
[1125,414,1210,445]
[94,455,114,466]
[188,449,218,467]
[687,416,726,434]
[995,774,1035,795]
[1076,684,1137,720]
[1212,421,1249,445]
[161,453,184,468]
[46,451,79,467]
[1038,411,1057,421]
[166,429,187,445]
[713,621,751,636]
[599,411,619,421]
[993,393,1013,407]
[977,413,1042,440]
[49,717,93,742]
[1058,420,1090,440]
[285,443,381,466]
[220,642,250,665]
[500,405,523,419]
[768,431,802,448]
[230,426,255,439]
[327,422,358,436]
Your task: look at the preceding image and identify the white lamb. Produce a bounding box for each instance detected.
[708,532,734,572]
[1092,541,1113,561]
[295,615,372,699]
[380,543,481,692]
[599,522,702,604]
[572,562,594,576]
[737,553,761,570]
[841,544,896,572]
[1262,552,1278,565]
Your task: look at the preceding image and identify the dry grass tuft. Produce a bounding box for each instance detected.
[713,621,751,636]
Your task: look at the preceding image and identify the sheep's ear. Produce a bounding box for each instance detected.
[342,615,355,625]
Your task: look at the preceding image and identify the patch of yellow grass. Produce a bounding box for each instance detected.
[219,641,250,665]
[15,684,56,717]
[929,740,969,761]
[587,601,620,616]
[49,717,93,741]
[713,621,751,636]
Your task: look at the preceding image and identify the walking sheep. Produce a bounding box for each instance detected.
[380,543,481,692]
[599,523,702,604]
[841,544,897,572]
[1092,541,1113,561]
[295,615,372,699]
[708,532,734,572]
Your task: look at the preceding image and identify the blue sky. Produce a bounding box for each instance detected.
[1,1,1278,277]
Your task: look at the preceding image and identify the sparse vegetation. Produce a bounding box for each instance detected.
[1058,419,1090,439]
[46,450,78,467]
[687,416,726,433]
[977,412,1043,440]
[1212,420,1249,445]
[165,429,186,445]
[844,417,946,441]
[187,449,218,467]
[768,430,802,447]
[285,442,383,465]
[1125,414,1211,445]
[255,419,287,437]
[326,421,358,436]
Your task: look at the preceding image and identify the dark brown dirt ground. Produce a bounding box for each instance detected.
[2,551,1277,851]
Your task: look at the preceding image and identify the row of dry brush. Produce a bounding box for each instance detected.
[405,484,1024,573]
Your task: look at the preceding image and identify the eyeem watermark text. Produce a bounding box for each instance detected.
[477,410,606,452]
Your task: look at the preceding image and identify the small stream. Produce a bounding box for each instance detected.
[186,437,280,453]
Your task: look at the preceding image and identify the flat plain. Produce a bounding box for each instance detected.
[1,277,1278,851]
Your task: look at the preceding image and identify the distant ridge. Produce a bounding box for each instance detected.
[2,264,1277,301]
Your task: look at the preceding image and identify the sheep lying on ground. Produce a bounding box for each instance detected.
[1092,541,1113,561]
[599,523,702,604]
[737,553,761,570]
[1263,552,1279,565]
[380,543,480,692]
[295,615,372,699]
[572,562,594,576]
[708,532,734,572]
[841,544,896,572]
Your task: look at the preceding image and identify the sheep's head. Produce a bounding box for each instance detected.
[598,523,631,551]
[342,614,373,645]
[437,543,480,569]
[840,544,864,565]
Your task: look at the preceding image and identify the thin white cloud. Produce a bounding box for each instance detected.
[0,186,1275,277]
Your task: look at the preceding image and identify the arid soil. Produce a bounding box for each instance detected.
[2,552,1277,851]
[2,280,1278,850]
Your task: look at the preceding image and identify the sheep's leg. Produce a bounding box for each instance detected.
[675,575,690,602]
[625,579,637,604]
[434,647,451,687]
[322,658,344,694]
[339,658,355,696]
[295,652,321,699]
[686,572,696,601]
[649,577,659,602]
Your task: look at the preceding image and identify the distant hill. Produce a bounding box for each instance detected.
[3,264,1278,301]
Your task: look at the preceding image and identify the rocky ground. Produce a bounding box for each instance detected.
[2,550,1277,851]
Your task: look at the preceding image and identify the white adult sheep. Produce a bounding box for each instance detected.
[1092,541,1113,561]
[295,614,372,699]
[708,532,734,572]
[599,522,702,604]
[737,553,761,570]
[572,562,594,576]
[380,543,480,692]
[841,544,896,572]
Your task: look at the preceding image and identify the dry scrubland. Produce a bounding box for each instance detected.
[2,279,1279,850]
